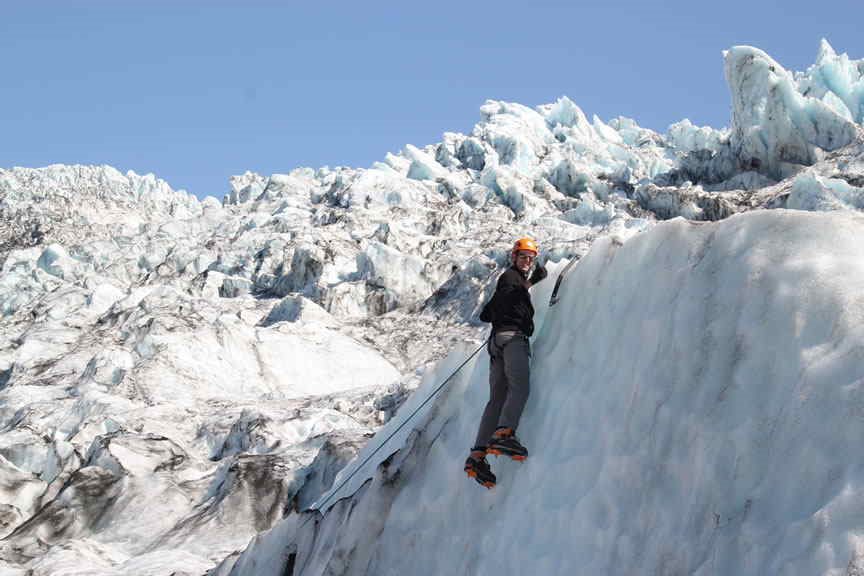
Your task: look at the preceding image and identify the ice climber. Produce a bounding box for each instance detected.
[464,237,547,488]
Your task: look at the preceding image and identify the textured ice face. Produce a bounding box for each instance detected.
[725,43,861,179]
[799,39,864,124]
[228,210,864,576]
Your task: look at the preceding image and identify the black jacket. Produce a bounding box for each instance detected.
[479,264,547,336]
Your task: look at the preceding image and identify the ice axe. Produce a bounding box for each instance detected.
[549,256,580,307]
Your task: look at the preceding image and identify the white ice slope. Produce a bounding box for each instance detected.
[222,209,864,575]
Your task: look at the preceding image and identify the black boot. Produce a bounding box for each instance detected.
[464,448,496,488]
[487,427,528,460]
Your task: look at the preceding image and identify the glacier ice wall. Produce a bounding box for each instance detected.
[726,42,863,180]
[223,209,864,576]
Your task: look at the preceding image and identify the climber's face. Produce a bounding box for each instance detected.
[513,250,535,273]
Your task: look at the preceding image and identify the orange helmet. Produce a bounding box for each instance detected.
[511,237,539,255]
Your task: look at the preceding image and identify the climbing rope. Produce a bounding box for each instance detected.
[310,339,487,513]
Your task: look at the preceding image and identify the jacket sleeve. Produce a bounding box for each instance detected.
[529,263,548,286]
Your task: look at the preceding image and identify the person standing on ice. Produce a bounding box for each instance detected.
[464,237,547,488]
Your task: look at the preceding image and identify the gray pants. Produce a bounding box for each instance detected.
[473,331,531,448]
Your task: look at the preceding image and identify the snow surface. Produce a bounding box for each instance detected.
[1,40,864,575]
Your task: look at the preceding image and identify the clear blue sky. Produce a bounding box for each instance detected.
[2,1,860,200]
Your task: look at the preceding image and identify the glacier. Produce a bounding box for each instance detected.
[1,40,864,575]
